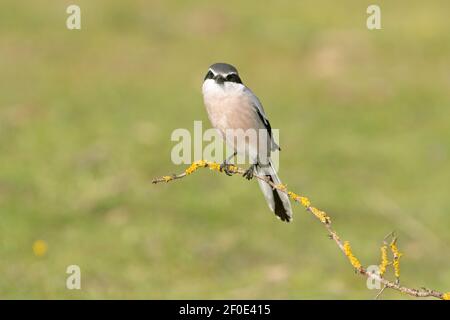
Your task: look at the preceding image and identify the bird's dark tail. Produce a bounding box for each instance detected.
[255,161,293,222]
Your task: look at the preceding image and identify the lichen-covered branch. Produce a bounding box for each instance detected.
[152,160,450,300]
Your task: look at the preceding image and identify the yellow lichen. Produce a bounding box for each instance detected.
[184,163,198,175]
[185,160,207,175]
[299,197,311,208]
[443,292,450,300]
[379,245,389,276]
[216,163,238,174]
[185,160,241,175]
[207,162,220,171]
[287,191,298,201]
[343,241,362,271]
[162,176,173,182]
[309,206,331,224]
[390,239,403,279]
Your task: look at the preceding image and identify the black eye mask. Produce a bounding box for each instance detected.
[204,70,214,81]
[225,73,242,84]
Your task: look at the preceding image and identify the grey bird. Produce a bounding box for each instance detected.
[202,63,293,222]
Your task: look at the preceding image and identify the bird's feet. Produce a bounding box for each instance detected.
[243,164,256,180]
[219,162,234,176]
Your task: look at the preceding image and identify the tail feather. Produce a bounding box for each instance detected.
[256,161,293,222]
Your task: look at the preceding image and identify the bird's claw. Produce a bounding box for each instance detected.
[220,163,234,176]
[243,165,255,180]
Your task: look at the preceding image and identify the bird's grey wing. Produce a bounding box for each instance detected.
[245,87,281,151]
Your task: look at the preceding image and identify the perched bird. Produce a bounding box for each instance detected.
[202,63,293,222]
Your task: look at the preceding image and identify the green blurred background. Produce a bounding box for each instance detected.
[0,0,449,299]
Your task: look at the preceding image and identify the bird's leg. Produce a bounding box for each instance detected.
[243,163,256,180]
[220,151,237,176]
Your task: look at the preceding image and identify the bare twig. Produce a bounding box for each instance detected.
[375,285,387,300]
[152,160,450,300]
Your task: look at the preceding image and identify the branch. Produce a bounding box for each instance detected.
[152,160,450,300]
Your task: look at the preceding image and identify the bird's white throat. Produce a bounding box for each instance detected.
[202,79,245,100]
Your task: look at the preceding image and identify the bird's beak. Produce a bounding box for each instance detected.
[213,74,225,84]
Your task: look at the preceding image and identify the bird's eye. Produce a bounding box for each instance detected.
[204,71,214,80]
[225,73,242,84]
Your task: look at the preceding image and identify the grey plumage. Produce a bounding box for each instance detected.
[208,62,239,75]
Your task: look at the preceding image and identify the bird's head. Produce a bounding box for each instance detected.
[203,63,243,85]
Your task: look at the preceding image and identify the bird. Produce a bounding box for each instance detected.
[202,62,293,222]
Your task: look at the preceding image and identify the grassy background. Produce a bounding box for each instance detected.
[0,0,449,299]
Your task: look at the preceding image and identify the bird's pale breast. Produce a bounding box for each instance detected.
[202,81,269,160]
[203,84,262,134]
